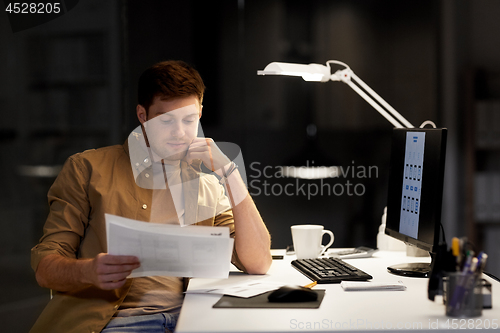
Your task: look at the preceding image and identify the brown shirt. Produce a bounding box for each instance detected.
[115,276,184,317]
[30,141,245,333]
[117,164,183,317]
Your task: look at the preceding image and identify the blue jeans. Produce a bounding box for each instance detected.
[101,312,179,333]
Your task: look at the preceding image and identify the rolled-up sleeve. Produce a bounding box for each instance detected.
[215,209,247,273]
[212,177,249,273]
[31,155,90,272]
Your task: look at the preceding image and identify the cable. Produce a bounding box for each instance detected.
[326,60,350,71]
[439,222,447,245]
[484,271,500,282]
[419,120,437,128]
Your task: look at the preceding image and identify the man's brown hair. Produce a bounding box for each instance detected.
[138,60,205,113]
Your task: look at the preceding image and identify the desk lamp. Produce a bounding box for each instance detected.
[256,60,421,180]
[258,60,447,280]
[257,60,421,129]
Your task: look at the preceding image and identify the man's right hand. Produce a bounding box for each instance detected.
[87,253,141,290]
[35,253,140,292]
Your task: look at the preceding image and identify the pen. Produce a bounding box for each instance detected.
[479,253,488,274]
[449,253,473,309]
[469,258,478,275]
[461,252,473,274]
[451,237,460,270]
[461,258,479,305]
[459,237,467,270]
[451,237,459,255]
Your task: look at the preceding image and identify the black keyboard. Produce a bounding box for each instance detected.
[291,257,373,284]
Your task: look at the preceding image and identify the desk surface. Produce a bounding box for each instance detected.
[176,250,500,333]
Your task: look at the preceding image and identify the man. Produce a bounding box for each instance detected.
[30,60,272,333]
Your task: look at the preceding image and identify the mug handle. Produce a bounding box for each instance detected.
[320,230,335,256]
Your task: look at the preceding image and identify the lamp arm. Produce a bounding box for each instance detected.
[331,67,414,129]
[343,78,406,128]
[350,71,414,128]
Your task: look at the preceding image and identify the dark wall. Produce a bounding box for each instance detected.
[123,0,440,248]
[0,0,443,264]
[4,1,500,331]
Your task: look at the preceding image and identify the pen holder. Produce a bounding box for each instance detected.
[443,272,483,318]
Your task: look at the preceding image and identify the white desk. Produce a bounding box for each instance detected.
[176,250,500,332]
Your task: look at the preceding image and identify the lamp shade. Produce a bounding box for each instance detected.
[257,62,331,82]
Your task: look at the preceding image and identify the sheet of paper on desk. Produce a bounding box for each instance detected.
[340,280,407,291]
[105,214,234,279]
[185,280,286,298]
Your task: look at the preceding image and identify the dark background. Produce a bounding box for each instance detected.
[1,0,500,331]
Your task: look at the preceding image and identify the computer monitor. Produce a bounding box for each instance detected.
[385,128,447,277]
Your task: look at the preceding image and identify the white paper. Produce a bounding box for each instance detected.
[340,280,406,291]
[106,214,234,279]
[185,280,285,298]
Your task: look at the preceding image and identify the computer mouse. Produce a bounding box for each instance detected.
[267,285,318,303]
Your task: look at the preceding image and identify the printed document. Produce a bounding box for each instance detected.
[186,280,286,298]
[106,214,234,279]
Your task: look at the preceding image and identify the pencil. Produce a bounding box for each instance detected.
[303,281,317,289]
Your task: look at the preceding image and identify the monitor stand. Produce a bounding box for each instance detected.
[387,263,431,278]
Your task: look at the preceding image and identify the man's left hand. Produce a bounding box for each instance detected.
[186,138,231,176]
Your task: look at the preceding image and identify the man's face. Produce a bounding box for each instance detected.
[138,96,201,161]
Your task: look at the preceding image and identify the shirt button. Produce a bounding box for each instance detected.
[145,173,150,178]
[144,158,149,163]
[142,204,148,209]
[135,162,139,167]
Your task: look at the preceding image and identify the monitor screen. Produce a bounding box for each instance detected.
[385,128,447,277]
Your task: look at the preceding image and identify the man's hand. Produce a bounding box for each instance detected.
[35,253,141,292]
[186,138,230,175]
[86,253,141,290]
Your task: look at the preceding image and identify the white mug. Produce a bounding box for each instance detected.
[291,225,334,259]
